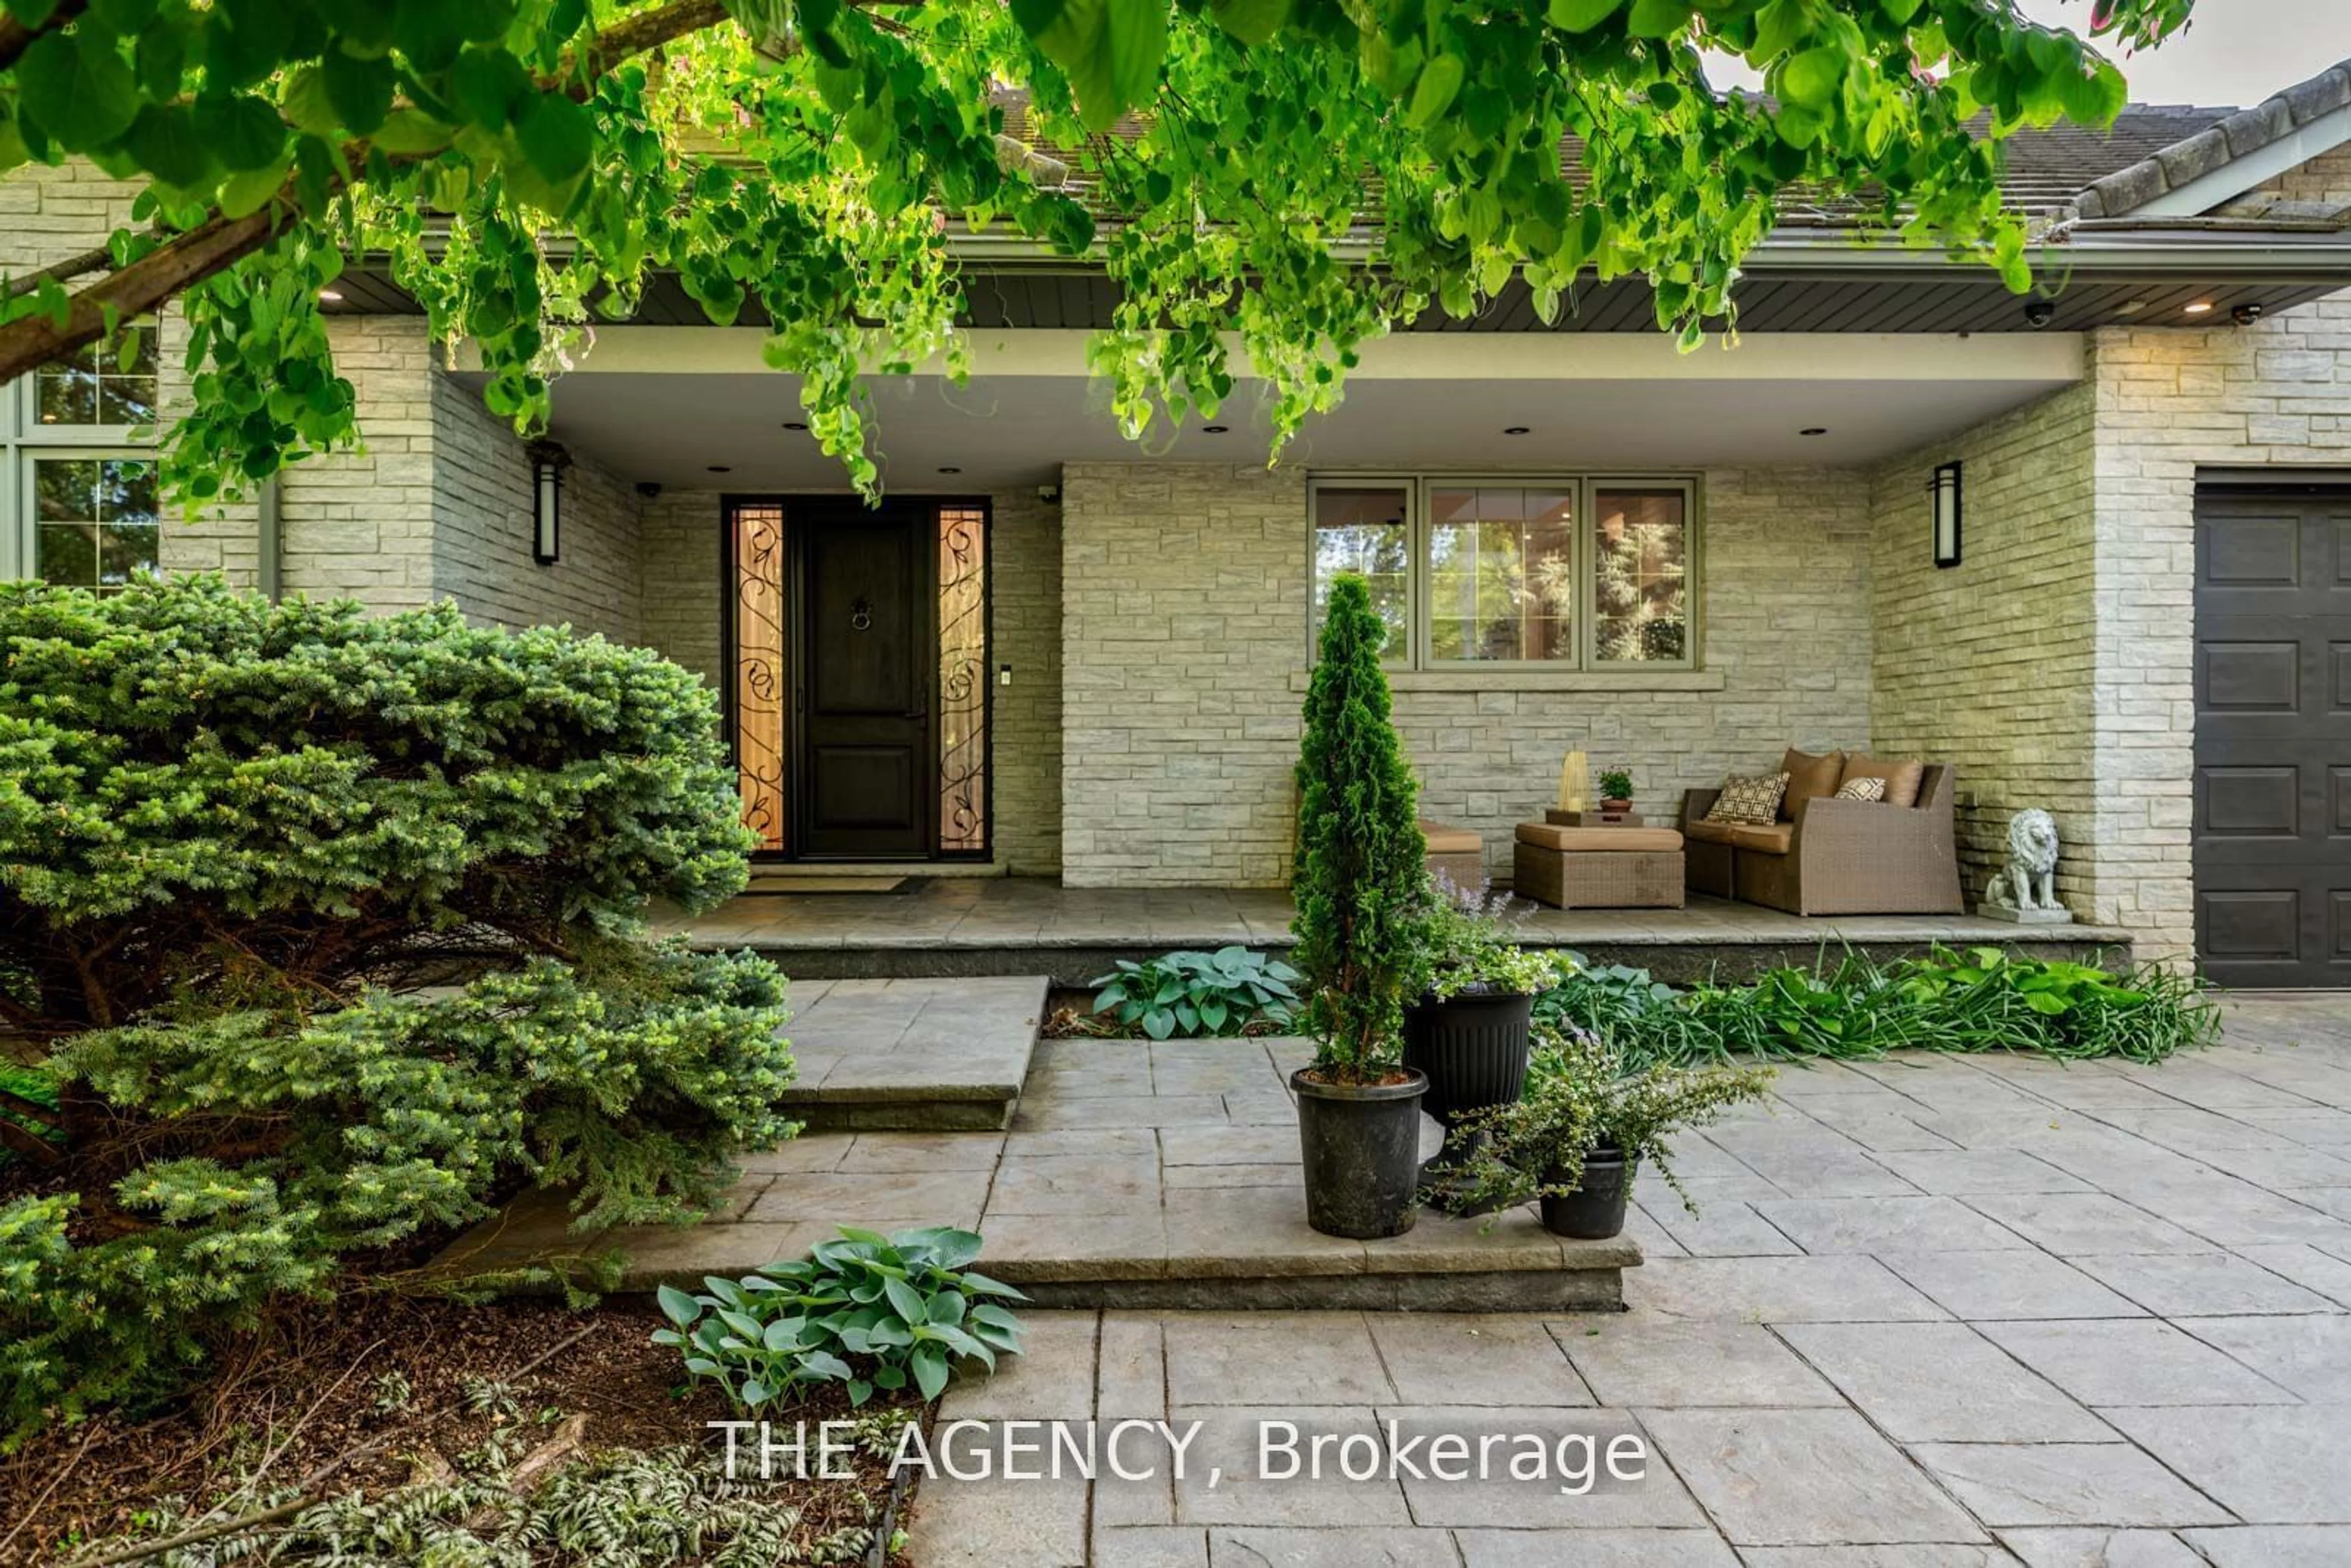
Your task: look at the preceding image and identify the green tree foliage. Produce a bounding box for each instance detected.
[0,0,2191,498]
[1291,573,1425,1081]
[0,577,793,1438]
[6,950,793,1435]
[0,574,750,1034]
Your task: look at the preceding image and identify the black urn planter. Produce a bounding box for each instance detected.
[1403,990,1535,1199]
[1539,1147,1631,1240]
[1293,1067,1428,1239]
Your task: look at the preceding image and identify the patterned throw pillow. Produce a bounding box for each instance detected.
[1706,772,1790,826]
[1834,776,1888,802]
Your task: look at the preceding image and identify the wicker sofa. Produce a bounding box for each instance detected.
[1681,763,1963,916]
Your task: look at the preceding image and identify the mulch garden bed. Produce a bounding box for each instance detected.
[0,1294,924,1566]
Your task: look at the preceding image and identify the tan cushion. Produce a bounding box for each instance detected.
[1704,772,1789,827]
[1779,748,1845,821]
[1726,822,1795,854]
[1419,820,1481,855]
[1515,823,1683,853]
[1681,819,1739,846]
[1839,756,1925,809]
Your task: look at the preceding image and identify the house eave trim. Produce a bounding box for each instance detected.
[2129,101,2351,220]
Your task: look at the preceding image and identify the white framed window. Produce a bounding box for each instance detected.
[1,322,162,588]
[1308,473,1699,672]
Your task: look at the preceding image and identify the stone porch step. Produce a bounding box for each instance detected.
[680,881,2132,987]
[569,1037,1636,1313]
[775,975,1046,1132]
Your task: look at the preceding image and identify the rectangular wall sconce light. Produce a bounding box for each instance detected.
[1929,460,1963,569]
[527,440,568,566]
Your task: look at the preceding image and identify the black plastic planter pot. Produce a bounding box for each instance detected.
[1403,991,1534,1207]
[1539,1147,1631,1240]
[1292,1067,1429,1239]
[1404,990,1535,1128]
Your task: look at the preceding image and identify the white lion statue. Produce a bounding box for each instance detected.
[1984,809,2062,915]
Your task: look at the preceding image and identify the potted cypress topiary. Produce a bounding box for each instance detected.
[1290,574,1430,1239]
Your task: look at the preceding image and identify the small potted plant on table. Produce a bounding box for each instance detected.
[1289,574,1429,1239]
[1596,768,1635,816]
[1442,1024,1774,1239]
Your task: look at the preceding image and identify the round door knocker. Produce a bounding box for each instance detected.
[849,596,874,632]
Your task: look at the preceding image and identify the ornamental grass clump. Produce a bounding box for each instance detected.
[1290,574,1425,1085]
[0,578,795,1439]
[1534,945,2218,1069]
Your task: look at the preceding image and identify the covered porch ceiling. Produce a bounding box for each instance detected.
[488,327,2087,492]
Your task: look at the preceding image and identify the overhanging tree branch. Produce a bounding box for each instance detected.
[4,239,119,300]
[0,0,746,383]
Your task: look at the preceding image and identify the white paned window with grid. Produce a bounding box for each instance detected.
[1,323,162,590]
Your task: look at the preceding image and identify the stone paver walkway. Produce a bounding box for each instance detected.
[910,995,2351,1566]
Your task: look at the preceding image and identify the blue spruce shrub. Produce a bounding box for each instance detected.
[0,578,793,1436]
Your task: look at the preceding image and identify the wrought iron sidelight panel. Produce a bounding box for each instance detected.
[936,505,989,855]
[732,502,789,853]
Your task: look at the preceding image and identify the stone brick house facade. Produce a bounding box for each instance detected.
[10,66,2351,984]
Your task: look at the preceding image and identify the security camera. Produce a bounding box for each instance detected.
[2023,300,2056,329]
[1037,482,1061,505]
[2232,302,2265,327]
[635,481,662,499]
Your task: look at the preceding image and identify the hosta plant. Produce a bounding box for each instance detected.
[1089,947,1301,1039]
[656,1227,1025,1409]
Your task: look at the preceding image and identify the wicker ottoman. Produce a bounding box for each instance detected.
[1512,823,1685,910]
[1420,819,1485,892]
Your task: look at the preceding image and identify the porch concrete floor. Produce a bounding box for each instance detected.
[669,879,2134,985]
[909,993,2351,1566]
[587,1033,1635,1312]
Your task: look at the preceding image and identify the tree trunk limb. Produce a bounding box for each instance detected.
[5,240,120,301]
[0,209,282,386]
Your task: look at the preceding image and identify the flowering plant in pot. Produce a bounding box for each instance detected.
[1289,574,1430,1240]
[1403,883,1558,1205]
[1438,1023,1774,1239]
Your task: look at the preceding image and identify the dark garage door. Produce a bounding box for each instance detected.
[2194,486,2351,987]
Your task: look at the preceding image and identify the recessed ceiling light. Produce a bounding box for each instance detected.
[937,465,962,475]
[1201,424,1229,433]
[2184,301,2214,315]
[318,288,343,302]
[1502,426,1531,435]
[707,465,732,473]
[782,421,807,431]
[1801,427,1828,436]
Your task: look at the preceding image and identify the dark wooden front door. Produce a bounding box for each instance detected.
[796,504,931,857]
[2194,486,2351,987]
